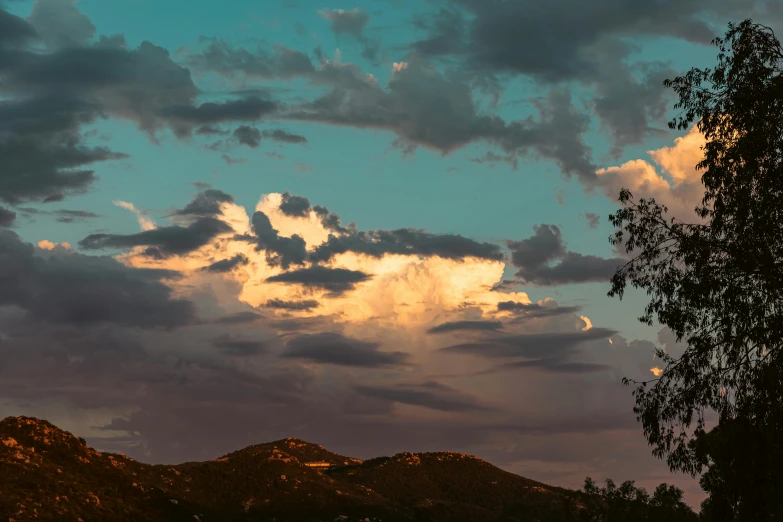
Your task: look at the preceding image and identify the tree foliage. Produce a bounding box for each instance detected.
[577,477,696,522]
[608,17,783,481]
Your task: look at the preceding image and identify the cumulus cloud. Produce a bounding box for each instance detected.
[506,225,623,285]
[596,123,707,220]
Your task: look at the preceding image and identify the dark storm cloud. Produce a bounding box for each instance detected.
[410,0,781,153]
[203,254,249,273]
[212,334,266,356]
[282,332,409,367]
[439,327,616,359]
[319,7,380,60]
[506,224,623,285]
[310,228,505,263]
[0,7,37,47]
[248,211,308,269]
[187,37,315,80]
[174,189,234,218]
[0,93,128,204]
[265,298,320,311]
[354,381,490,412]
[284,60,596,181]
[265,266,371,295]
[0,2,296,206]
[79,217,232,256]
[0,205,15,227]
[427,320,503,334]
[0,229,194,328]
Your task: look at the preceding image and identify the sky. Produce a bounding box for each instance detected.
[1,0,781,507]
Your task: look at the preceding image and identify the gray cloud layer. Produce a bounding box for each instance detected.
[282,332,409,368]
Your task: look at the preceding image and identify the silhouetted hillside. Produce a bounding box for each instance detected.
[0,416,609,521]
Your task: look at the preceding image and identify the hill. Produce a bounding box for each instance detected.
[0,416,586,521]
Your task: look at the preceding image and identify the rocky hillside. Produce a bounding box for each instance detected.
[0,416,584,522]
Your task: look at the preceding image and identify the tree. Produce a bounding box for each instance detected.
[577,477,696,522]
[607,16,783,509]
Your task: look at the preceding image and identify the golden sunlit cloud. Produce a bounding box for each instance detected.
[596,124,707,220]
[38,240,72,251]
[579,316,593,331]
[121,193,533,332]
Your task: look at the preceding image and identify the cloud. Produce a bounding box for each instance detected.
[233,125,261,148]
[497,299,582,320]
[52,209,100,223]
[186,38,315,81]
[281,332,409,367]
[41,193,65,203]
[266,266,372,295]
[29,0,96,49]
[409,0,781,155]
[79,217,233,257]
[282,57,595,180]
[247,211,308,269]
[596,124,708,220]
[584,212,600,229]
[263,129,308,144]
[507,225,623,285]
[174,189,235,219]
[203,254,249,273]
[0,206,16,227]
[0,229,195,328]
[212,311,263,324]
[265,298,320,311]
[319,7,380,60]
[497,358,612,374]
[310,228,505,264]
[160,97,278,136]
[116,191,534,328]
[354,381,490,412]
[427,320,503,334]
[211,334,266,356]
[439,327,616,359]
[114,200,156,231]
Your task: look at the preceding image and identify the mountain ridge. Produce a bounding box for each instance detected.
[0,415,585,521]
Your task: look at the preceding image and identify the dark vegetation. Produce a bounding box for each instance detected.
[610,19,783,521]
[0,416,695,522]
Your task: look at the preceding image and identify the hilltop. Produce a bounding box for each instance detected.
[0,416,584,521]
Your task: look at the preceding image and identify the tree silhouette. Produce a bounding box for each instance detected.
[608,17,783,515]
